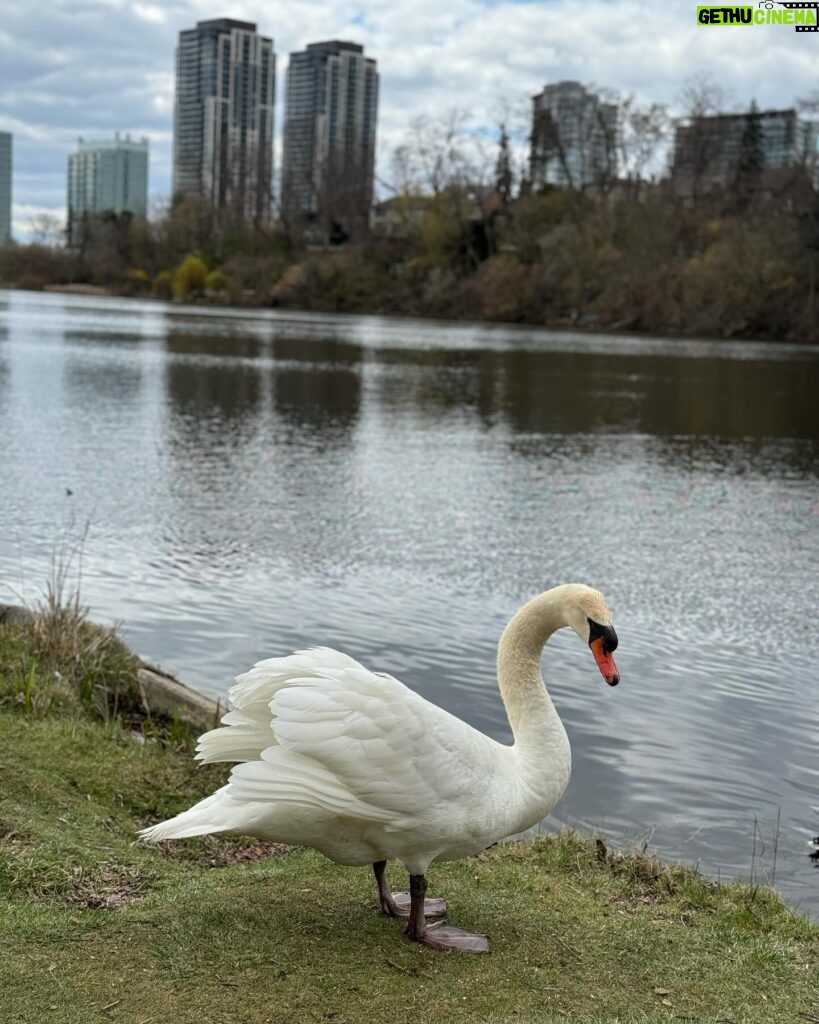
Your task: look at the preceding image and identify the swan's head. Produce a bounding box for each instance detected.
[565,585,620,687]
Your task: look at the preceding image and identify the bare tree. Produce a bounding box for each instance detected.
[389,110,499,265]
[796,92,819,185]
[679,72,728,117]
[617,95,669,195]
[673,73,732,199]
[394,110,473,196]
[315,147,373,243]
[389,144,416,197]
[28,212,64,248]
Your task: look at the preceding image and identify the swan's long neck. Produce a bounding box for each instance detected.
[497,588,572,788]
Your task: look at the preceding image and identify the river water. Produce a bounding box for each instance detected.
[1,288,818,913]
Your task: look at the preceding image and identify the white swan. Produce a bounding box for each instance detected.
[140,583,620,953]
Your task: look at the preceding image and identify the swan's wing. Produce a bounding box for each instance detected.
[195,648,364,764]
[198,648,493,829]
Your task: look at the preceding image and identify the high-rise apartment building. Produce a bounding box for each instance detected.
[173,18,275,223]
[67,134,149,236]
[0,132,11,242]
[530,81,618,190]
[672,107,817,196]
[281,40,378,239]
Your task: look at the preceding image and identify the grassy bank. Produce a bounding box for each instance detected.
[1,611,817,1024]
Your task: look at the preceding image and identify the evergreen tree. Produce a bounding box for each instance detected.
[495,123,514,204]
[738,100,764,181]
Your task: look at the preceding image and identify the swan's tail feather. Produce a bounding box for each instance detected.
[138,787,234,844]
[139,819,232,843]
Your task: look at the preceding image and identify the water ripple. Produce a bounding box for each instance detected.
[0,288,817,916]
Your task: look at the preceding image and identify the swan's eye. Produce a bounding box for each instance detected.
[587,618,618,655]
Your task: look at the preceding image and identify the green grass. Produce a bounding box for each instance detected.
[0,606,141,722]
[1,616,817,1024]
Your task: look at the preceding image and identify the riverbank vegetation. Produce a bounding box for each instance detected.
[3,82,819,344]
[1,601,817,1023]
[2,171,817,344]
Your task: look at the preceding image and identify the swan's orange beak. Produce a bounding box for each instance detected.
[590,637,620,686]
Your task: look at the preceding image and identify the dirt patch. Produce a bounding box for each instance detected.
[0,821,29,850]
[141,827,290,868]
[66,864,148,909]
[153,833,290,868]
[197,839,290,867]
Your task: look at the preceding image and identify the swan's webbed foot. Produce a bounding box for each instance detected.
[409,920,490,953]
[372,860,446,918]
[404,873,490,954]
[391,892,447,918]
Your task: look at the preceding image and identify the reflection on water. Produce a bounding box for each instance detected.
[370,345,819,440]
[0,323,8,399]
[166,332,264,420]
[271,337,362,435]
[1,289,818,916]
[62,330,145,406]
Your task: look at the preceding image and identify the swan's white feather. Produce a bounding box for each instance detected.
[140,643,570,873]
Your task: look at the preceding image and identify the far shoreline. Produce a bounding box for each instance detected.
[4,281,818,353]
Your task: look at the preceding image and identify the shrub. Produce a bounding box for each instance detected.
[15,272,48,292]
[152,270,173,300]
[473,254,531,321]
[125,268,150,292]
[223,252,289,303]
[205,269,229,293]
[269,263,308,305]
[172,255,208,300]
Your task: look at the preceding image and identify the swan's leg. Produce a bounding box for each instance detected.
[374,860,399,916]
[372,861,446,917]
[405,873,489,953]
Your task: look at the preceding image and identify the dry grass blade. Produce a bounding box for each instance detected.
[7,525,143,721]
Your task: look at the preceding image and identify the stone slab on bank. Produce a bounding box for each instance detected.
[0,603,221,732]
[137,662,221,733]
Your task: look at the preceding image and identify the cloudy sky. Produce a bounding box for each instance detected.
[1,0,817,237]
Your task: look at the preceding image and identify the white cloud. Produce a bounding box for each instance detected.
[133,3,167,24]
[2,0,818,220]
[0,114,52,142]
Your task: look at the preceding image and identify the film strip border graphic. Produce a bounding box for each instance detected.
[779,2,819,31]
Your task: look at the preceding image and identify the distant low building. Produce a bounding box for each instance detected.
[530,81,618,191]
[0,131,11,242]
[370,187,504,241]
[672,107,817,197]
[67,134,149,238]
[370,195,431,238]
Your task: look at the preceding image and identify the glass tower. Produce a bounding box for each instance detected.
[173,18,276,223]
[281,40,378,239]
